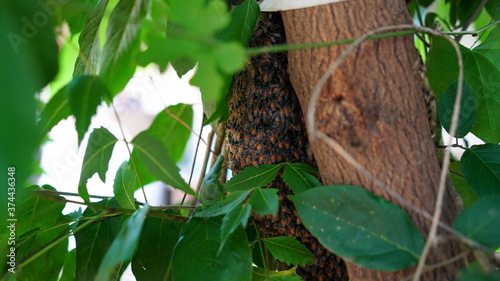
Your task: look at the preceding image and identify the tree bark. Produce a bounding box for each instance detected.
[282,0,463,280]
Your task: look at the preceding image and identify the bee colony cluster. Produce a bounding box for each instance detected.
[226,13,349,281]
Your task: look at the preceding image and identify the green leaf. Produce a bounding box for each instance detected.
[14,186,69,281]
[131,132,195,195]
[0,1,58,94]
[131,215,184,281]
[59,249,77,281]
[17,185,66,237]
[219,203,252,253]
[458,262,500,281]
[170,56,197,78]
[131,104,193,185]
[283,163,321,194]
[262,236,315,266]
[461,144,500,198]
[0,0,58,270]
[214,0,260,46]
[252,267,300,281]
[199,155,225,204]
[74,0,108,76]
[61,0,99,34]
[75,199,124,281]
[66,75,108,144]
[194,190,253,217]
[453,197,500,249]
[96,204,150,281]
[113,161,138,210]
[137,20,170,71]
[438,81,477,138]
[78,127,118,201]
[165,0,247,122]
[98,0,150,96]
[449,161,478,207]
[224,164,284,192]
[172,217,252,281]
[292,185,424,271]
[16,227,70,281]
[248,188,279,216]
[427,34,500,142]
[38,86,71,140]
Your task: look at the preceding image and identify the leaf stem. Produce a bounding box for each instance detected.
[37,192,188,222]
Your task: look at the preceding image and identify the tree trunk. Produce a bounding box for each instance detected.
[282,0,463,280]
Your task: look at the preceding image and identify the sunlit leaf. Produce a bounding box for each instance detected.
[252,267,300,281]
[165,0,247,122]
[224,164,284,192]
[96,204,150,280]
[74,0,108,76]
[292,185,424,271]
[449,161,478,207]
[132,132,195,195]
[99,0,150,96]
[78,126,118,202]
[461,144,500,198]
[113,161,138,210]
[199,155,225,204]
[131,104,193,185]
[37,86,71,141]
[59,249,77,281]
[262,236,315,266]
[172,217,252,281]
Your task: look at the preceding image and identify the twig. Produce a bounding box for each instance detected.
[181,115,207,206]
[105,90,148,204]
[449,170,464,178]
[412,27,464,281]
[436,144,468,150]
[38,192,188,222]
[188,130,215,211]
[402,251,470,281]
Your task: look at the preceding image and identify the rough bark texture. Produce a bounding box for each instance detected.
[226,13,348,280]
[282,0,463,280]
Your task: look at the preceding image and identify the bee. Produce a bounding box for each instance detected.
[270,155,277,163]
[259,155,265,163]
